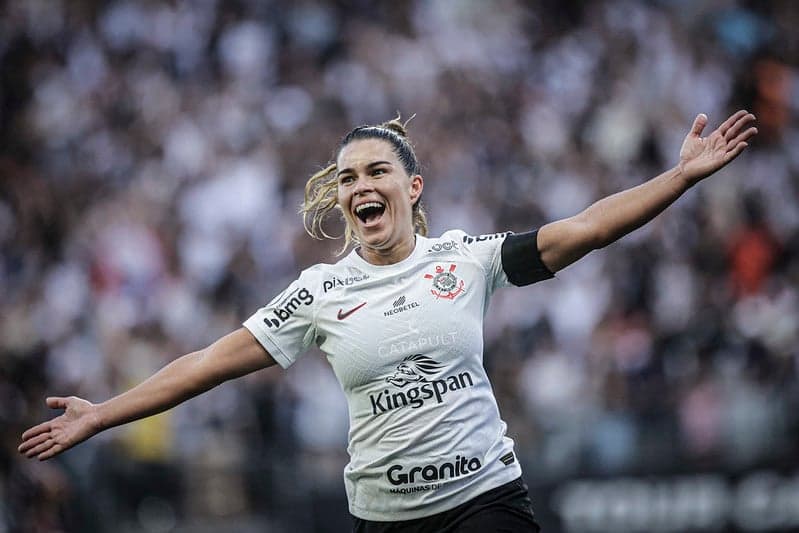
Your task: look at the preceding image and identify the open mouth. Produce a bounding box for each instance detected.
[354,201,386,225]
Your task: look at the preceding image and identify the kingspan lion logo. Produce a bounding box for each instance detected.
[386,354,445,387]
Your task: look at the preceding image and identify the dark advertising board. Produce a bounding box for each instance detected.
[530,468,799,532]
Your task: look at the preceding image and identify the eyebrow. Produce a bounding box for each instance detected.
[336,160,393,177]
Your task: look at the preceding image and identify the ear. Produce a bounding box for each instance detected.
[409,174,424,204]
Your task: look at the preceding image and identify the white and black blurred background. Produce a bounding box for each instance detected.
[2,1,798,532]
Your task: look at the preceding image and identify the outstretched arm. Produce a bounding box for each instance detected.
[19,328,274,460]
[537,110,757,273]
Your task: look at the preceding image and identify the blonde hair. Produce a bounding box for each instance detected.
[301,116,428,255]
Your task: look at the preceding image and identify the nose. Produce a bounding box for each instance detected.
[352,175,375,196]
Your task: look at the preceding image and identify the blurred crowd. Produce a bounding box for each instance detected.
[2,0,798,531]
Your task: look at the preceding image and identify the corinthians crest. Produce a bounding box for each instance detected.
[424,263,466,300]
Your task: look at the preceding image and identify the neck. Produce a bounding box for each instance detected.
[358,234,416,265]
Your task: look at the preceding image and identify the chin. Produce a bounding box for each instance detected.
[359,234,391,251]
[359,228,399,250]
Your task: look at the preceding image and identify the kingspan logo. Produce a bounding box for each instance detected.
[387,455,482,488]
[263,287,314,328]
[369,354,475,416]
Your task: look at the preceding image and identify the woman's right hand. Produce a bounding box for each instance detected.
[18,329,275,461]
[18,396,102,461]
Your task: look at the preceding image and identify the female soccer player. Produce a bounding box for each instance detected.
[20,110,757,532]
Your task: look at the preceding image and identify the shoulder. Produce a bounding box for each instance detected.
[458,230,512,246]
[430,229,512,253]
[294,263,327,287]
[420,230,466,254]
[422,230,512,272]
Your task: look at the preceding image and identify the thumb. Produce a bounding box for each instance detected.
[689,113,708,137]
[46,397,69,409]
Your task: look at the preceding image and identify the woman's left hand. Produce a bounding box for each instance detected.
[678,110,757,185]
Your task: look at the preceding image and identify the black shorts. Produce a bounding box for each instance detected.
[351,477,541,533]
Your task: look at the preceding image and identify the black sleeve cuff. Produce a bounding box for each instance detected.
[500,229,555,286]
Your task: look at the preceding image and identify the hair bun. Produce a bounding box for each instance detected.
[380,113,415,138]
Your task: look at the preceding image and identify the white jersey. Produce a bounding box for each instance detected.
[243,229,549,521]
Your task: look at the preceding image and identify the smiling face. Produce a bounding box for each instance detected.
[336,138,423,265]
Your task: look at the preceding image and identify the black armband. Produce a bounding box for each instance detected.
[501,230,555,286]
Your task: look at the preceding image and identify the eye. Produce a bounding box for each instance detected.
[339,175,355,185]
[372,168,386,176]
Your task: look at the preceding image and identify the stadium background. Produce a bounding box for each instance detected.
[2,1,797,531]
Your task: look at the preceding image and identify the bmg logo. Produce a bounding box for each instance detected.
[461,232,510,245]
[263,287,314,328]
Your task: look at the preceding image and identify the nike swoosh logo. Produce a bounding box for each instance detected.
[337,302,367,320]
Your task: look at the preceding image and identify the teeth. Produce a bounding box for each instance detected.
[355,202,384,214]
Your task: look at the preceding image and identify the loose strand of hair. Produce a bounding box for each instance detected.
[414,204,429,237]
[301,163,338,240]
[381,112,415,137]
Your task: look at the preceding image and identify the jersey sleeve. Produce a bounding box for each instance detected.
[455,229,554,292]
[452,230,513,293]
[242,270,319,369]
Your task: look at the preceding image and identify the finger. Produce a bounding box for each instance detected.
[46,397,69,409]
[727,127,758,149]
[718,110,749,135]
[724,113,756,140]
[18,432,51,454]
[25,438,55,458]
[689,113,708,137]
[38,443,64,461]
[21,421,51,441]
[724,141,749,163]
